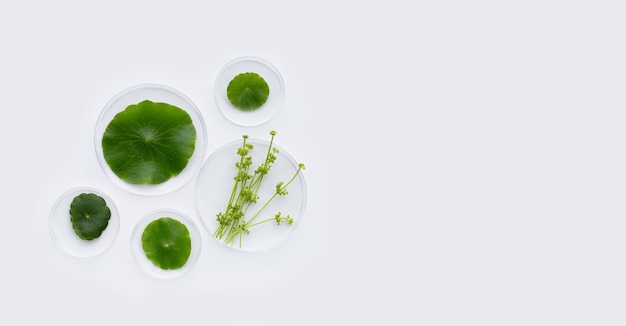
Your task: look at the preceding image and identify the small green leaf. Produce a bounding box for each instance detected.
[226,72,270,111]
[102,100,196,185]
[69,193,111,240]
[141,217,191,270]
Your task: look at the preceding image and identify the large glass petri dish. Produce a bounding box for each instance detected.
[195,138,307,251]
[94,83,207,196]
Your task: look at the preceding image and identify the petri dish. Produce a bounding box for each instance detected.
[94,83,207,196]
[195,138,307,251]
[214,56,285,126]
[49,187,120,258]
[130,209,202,279]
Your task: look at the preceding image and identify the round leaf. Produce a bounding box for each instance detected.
[102,100,196,185]
[141,217,191,270]
[226,72,270,111]
[69,193,112,241]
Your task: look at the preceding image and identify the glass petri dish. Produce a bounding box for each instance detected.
[49,187,120,258]
[195,138,307,252]
[130,209,202,279]
[94,83,207,196]
[214,56,285,126]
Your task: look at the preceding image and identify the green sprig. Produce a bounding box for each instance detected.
[213,131,305,247]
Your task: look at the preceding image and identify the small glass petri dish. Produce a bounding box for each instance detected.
[49,187,120,258]
[195,138,307,252]
[94,83,207,196]
[130,209,202,279]
[214,56,285,126]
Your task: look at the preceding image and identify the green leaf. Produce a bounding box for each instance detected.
[226,72,270,111]
[102,100,196,185]
[69,193,111,241]
[141,217,191,270]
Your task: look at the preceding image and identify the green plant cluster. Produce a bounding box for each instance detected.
[214,131,305,248]
[53,58,305,277]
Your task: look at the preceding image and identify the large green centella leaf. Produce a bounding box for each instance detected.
[102,100,196,185]
[226,72,270,111]
[70,193,111,240]
[141,217,191,270]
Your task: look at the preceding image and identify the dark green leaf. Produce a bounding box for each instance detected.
[226,72,270,111]
[102,100,196,185]
[141,217,191,270]
[70,193,111,240]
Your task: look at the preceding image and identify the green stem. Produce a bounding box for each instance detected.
[239,135,277,220]
[246,192,278,225]
[215,137,250,239]
[246,165,303,225]
[228,138,249,209]
[246,217,274,228]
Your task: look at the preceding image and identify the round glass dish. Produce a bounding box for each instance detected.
[49,187,120,258]
[214,56,285,126]
[94,83,207,196]
[130,209,202,279]
[195,138,307,251]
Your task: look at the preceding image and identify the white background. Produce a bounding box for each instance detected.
[1,0,625,325]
